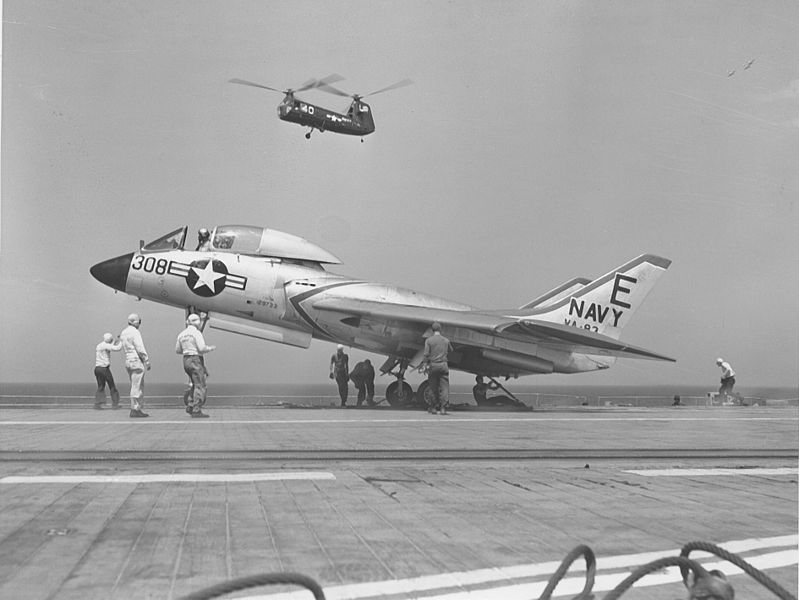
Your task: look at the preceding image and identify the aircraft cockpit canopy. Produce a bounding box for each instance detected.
[139,225,341,265]
[211,225,341,264]
[140,227,187,252]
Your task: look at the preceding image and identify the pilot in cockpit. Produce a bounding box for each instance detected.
[196,228,211,251]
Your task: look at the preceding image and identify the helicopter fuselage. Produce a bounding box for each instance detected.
[278,96,375,136]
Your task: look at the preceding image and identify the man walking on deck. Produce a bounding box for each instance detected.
[120,313,151,418]
[330,345,350,407]
[716,357,737,401]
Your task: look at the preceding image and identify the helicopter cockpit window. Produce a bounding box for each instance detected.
[141,227,187,253]
[279,98,294,116]
[212,225,263,254]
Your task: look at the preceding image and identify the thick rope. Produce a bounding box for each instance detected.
[176,541,796,600]
[602,556,708,600]
[679,541,797,600]
[177,572,325,600]
[537,544,596,600]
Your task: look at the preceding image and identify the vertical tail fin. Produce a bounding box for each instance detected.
[519,277,591,310]
[533,254,671,339]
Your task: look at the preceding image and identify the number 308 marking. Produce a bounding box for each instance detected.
[131,255,168,275]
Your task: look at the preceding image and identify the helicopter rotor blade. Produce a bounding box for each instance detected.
[316,73,346,87]
[228,79,287,94]
[295,78,319,92]
[316,81,352,97]
[363,78,414,98]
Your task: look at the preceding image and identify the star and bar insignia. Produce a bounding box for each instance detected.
[168,259,247,297]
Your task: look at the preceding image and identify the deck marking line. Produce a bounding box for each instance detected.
[0,416,797,425]
[0,472,336,484]
[623,467,797,477]
[240,551,799,600]
[231,537,797,599]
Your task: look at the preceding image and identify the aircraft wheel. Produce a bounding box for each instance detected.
[385,381,414,407]
[416,380,435,408]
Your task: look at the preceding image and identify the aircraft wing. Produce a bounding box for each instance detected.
[497,319,675,361]
[312,297,498,332]
[311,297,674,362]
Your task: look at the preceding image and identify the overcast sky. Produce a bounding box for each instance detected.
[1,1,797,390]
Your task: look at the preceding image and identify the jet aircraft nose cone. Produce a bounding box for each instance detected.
[90,253,134,292]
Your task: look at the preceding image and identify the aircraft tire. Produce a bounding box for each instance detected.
[416,380,436,408]
[385,381,414,407]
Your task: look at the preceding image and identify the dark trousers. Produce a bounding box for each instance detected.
[183,355,208,413]
[719,376,736,397]
[427,364,450,409]
[335,375,349,405]
[351,377,375,406]
[94,366,120,406]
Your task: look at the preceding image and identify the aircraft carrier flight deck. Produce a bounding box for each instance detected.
[0,403,796,600]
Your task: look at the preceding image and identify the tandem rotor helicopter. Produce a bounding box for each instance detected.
[228,74,413,140]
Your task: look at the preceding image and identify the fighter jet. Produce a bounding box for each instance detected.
[90,225,674,406]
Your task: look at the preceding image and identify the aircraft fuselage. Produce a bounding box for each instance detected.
[90,225,674,390]
[278,97,375,136]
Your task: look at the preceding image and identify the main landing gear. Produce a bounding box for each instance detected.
[381,358,417,407]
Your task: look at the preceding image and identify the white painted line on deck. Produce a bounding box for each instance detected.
[623,467,797,477]
[230,535,797,599]
[0,416,796,425]
[0,472,336,484]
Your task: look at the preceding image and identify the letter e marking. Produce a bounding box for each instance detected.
[610,273,636,309]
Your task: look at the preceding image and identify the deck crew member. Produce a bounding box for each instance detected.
[93,333,122,409]
[472,375,489,405]
[350,359,376,407]
[329,345,350,407]
[422,322,453,415]
[716,358,737,400]
[176,313,216,418]
[119,313,151,418]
